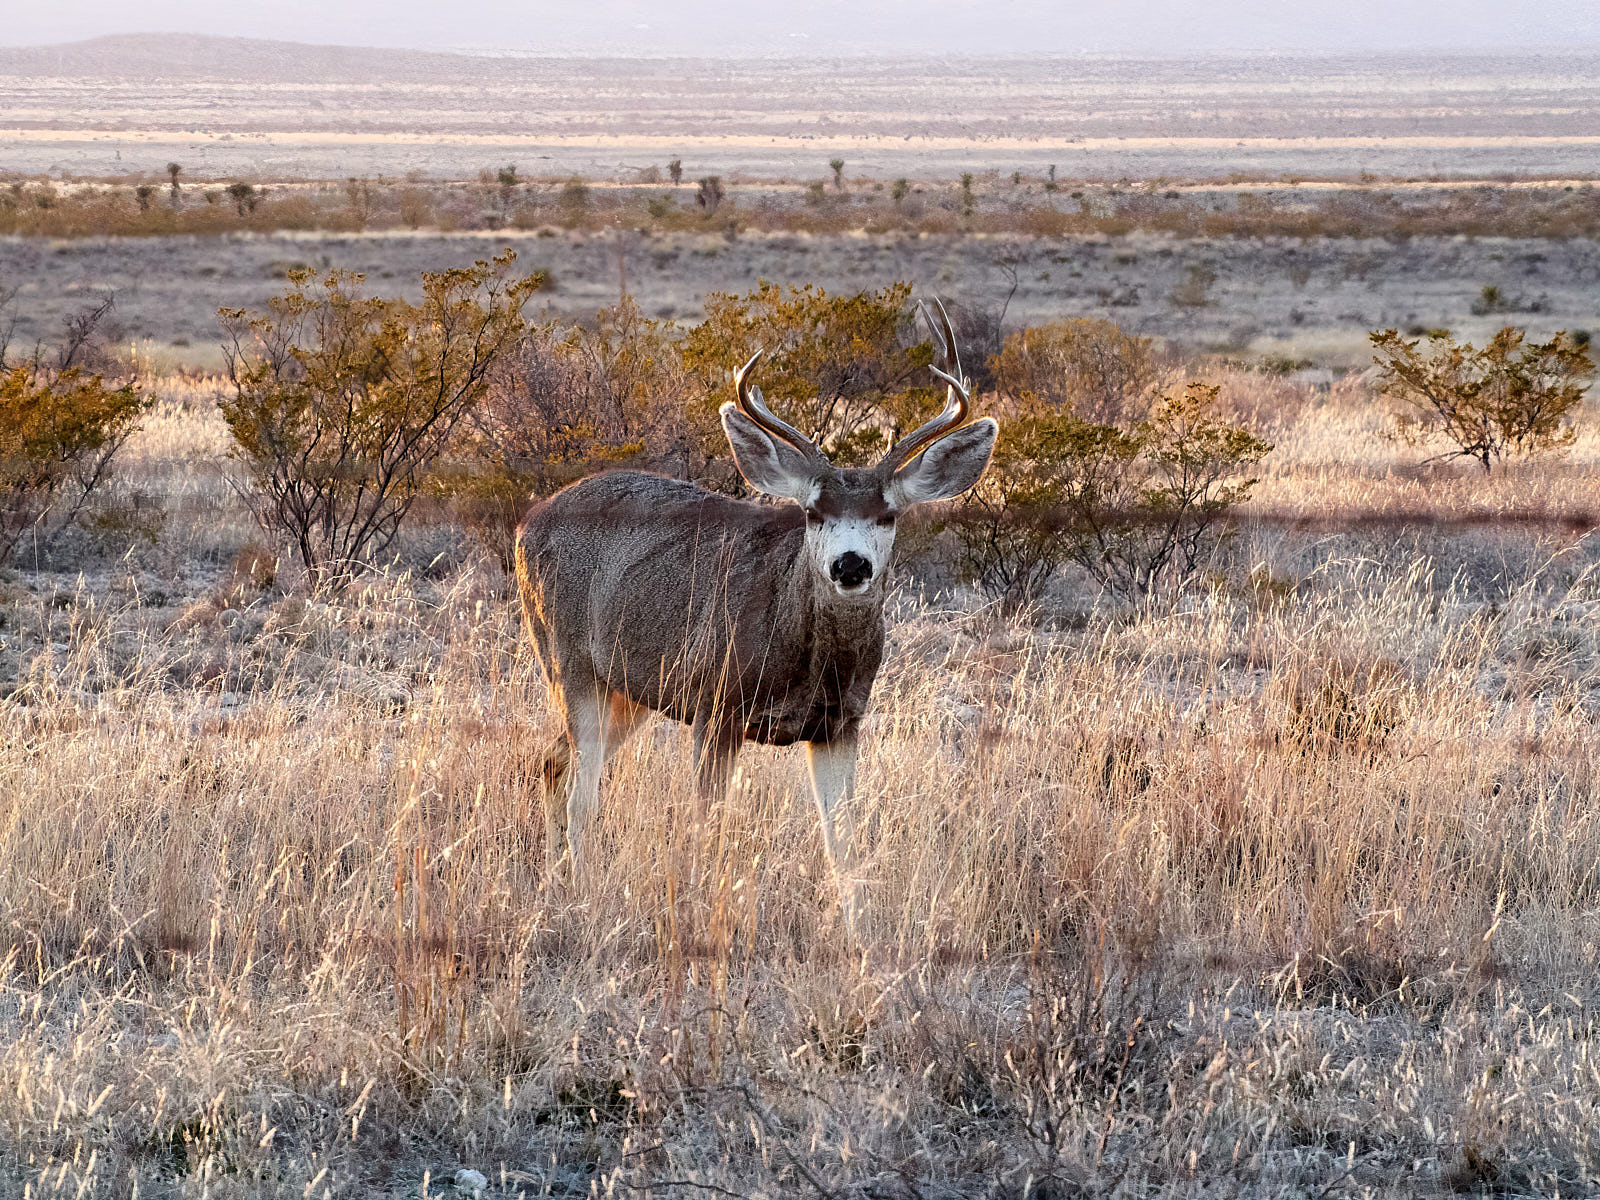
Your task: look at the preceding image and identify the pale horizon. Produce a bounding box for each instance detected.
[2,0,1596,56]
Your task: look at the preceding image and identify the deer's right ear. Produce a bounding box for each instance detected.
[720,404,816,503]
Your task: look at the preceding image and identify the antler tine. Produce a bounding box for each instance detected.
[878,297,973,476]
[734,349,824,463]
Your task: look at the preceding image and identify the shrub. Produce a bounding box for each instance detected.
[992,317,1157,424]
[1370,326,1593,472]
[0,364,149,565]
[225,182,257,217]
[680,281,940,484]
[696,177,725,212]
[449,299,690,566]
[951,383,1269,603]
[558,176,588,226]
[219,252,541,583]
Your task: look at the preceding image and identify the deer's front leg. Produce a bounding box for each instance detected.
[807,726,861,934]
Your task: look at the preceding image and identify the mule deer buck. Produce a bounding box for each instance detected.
[515,300,997,917]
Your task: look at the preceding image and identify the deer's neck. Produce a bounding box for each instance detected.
[780,550,886,678]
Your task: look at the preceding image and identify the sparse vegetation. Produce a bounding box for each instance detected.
[3,175,1599,241]
[2,347,1599,1191]
[447,297,689,564]
[952,381,1270,602]
[218,252,541,582]
[1370,325,1594,471]
[5,163,1600,1196]
[993,316,1159,424]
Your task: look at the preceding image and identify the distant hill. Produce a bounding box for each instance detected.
[0,33,512,83]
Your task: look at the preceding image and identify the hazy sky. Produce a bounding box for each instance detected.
[2,0,1595,55]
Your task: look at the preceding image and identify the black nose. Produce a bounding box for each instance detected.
[830,551,872,588]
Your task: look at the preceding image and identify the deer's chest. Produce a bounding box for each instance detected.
[741,632,882,747]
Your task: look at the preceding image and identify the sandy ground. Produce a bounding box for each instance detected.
[8,129,1600,183]
[5,41,1599,181]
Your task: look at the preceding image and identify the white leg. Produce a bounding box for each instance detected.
[807,730,861,934]
[565,689,607,884]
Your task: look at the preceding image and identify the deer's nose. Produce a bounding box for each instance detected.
[830,551,872,589]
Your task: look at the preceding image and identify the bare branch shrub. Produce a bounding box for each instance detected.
[1370,326,1593,472]
[219,251,541,583]
[448,299,691,566]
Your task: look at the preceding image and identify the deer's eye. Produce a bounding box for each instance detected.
[805,510,824,527]
[875,514,897,528]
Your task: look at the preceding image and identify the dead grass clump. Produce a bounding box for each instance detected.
[1272,651,1412,757]
[219,539,278,603]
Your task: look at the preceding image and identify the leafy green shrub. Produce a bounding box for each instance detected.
[1370,326,1593,472]
[219,251,540,583]
[951,383,1270,603]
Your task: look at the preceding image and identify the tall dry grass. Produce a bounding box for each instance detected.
[1,370,1599,1195]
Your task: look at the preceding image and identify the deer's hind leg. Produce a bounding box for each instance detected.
[560,684,652,884]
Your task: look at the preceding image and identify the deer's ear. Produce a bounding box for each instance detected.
[721,404,816,502]
[887,418,998,506]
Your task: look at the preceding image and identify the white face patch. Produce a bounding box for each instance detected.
[807,515,897,598]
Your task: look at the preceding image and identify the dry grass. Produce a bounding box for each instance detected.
[2,370,1600,1197]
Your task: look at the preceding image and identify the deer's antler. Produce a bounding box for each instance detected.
[734,350,826,465]
[878,298,972,476]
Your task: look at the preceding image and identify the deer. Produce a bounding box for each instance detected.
[514,300,998,921]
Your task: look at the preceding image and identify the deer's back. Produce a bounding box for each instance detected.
[516,472,807,718]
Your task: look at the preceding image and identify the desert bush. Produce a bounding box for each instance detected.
[991,317,1157,424]
[558,175,589,226]
[448,299,690,566]
[951,383,1270,603]
[1370,326,1594,472]
[680,281,942,483]
[696,177,725,212]
[219,251,541,583]
[0,363,149,565]
[398,186,432,230]
[0,294,150,564]
[4,176,1599,241]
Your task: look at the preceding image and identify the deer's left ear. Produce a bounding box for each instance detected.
[721,403,817,503]
[886,418,998,506]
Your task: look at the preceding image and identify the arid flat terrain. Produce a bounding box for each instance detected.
[4,37,1600,179]
[5,35,1600,1197]
[6,226,1595,371]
